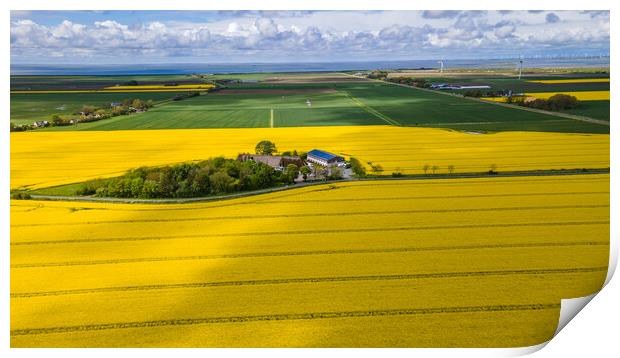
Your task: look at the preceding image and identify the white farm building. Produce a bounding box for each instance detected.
[306,149,345,167]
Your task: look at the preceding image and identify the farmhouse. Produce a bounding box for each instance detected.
[32,120,49,128]
[237,153,304,171]
[306,149,345,167]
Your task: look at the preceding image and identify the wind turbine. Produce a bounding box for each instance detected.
[438,60,445,73]
[517,56,524,80]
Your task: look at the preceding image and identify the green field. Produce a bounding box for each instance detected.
[10,92,178,125]
[559,100,610,121]
[345,83,608,133]
[12,73,610,134]
[408,75,610,121]
[40,90,383,130]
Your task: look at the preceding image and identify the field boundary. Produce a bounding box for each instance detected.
[340,73,610,127]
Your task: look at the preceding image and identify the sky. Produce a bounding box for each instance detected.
[10,10,611,64]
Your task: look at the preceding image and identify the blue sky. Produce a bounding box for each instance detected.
[10,10,610,64]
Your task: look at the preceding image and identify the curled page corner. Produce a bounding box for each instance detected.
[518,246,617,355]
[503,341,549,357]
[554,292,599,337]
[505,293,600,357]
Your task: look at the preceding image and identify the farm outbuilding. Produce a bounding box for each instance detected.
[306,149,345,167]
[237,153,304,171]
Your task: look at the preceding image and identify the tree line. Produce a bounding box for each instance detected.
[508,93,580,111]
[10,97,155,131]
[83,156,301,199]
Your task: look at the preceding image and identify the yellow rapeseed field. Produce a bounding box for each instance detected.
[528,79,610,84]
[11,87,214,94]
[525,91,610,101]
[482,91,610,102]
[480,97,512,102]
[10,126,609,189]
[10,174,609,347]
[103,84,216,90]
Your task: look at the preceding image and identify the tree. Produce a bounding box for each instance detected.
[392,167,403,177]
[158,167,177,197]
[141,180,160,198]
[283,164,299,184]
[300,166,311,181]
[423,164,430,175]
[370,164,384,176]
[81,105,96,115]
[312,163,327,179]
[51,114,64,126]
[328,167,343,180]
[349,157,366,177]
[448,165,455,175]
[431,165,439,175]
[547,94,579,110]
[248,163,276,189]
[368,70,388,79]
[132,99,146,110]
[209,171,234,194]
[255,140,277,155]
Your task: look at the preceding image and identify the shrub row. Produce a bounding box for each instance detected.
[87,157,301,199]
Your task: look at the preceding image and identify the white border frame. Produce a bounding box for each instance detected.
[2,1,616,356]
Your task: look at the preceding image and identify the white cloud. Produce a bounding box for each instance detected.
[9,11,610,62]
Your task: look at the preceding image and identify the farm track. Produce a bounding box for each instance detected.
[11,204,609,227]
[11,267,606,298]
[11,303,561,336]
[25,169,610,205]
[270,108,274,128]
[10,220,609,246]
[12,191,607,213]
[11,241,609,269]
[340,73,610,127]
[339,90,401,125]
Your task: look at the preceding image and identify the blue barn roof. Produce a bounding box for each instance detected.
[307,149,342,161]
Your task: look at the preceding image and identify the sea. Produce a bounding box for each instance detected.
[11,57,610,76]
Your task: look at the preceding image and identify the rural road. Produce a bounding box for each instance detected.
[27,168,609,205]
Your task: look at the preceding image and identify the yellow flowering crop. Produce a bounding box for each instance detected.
[528,79,609,84]
[10,174,609,347]
[525,91,609,101]
[104,84,216,90]
[10,126,609,189]
[482,91,609,102]
[11,84,215,94]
